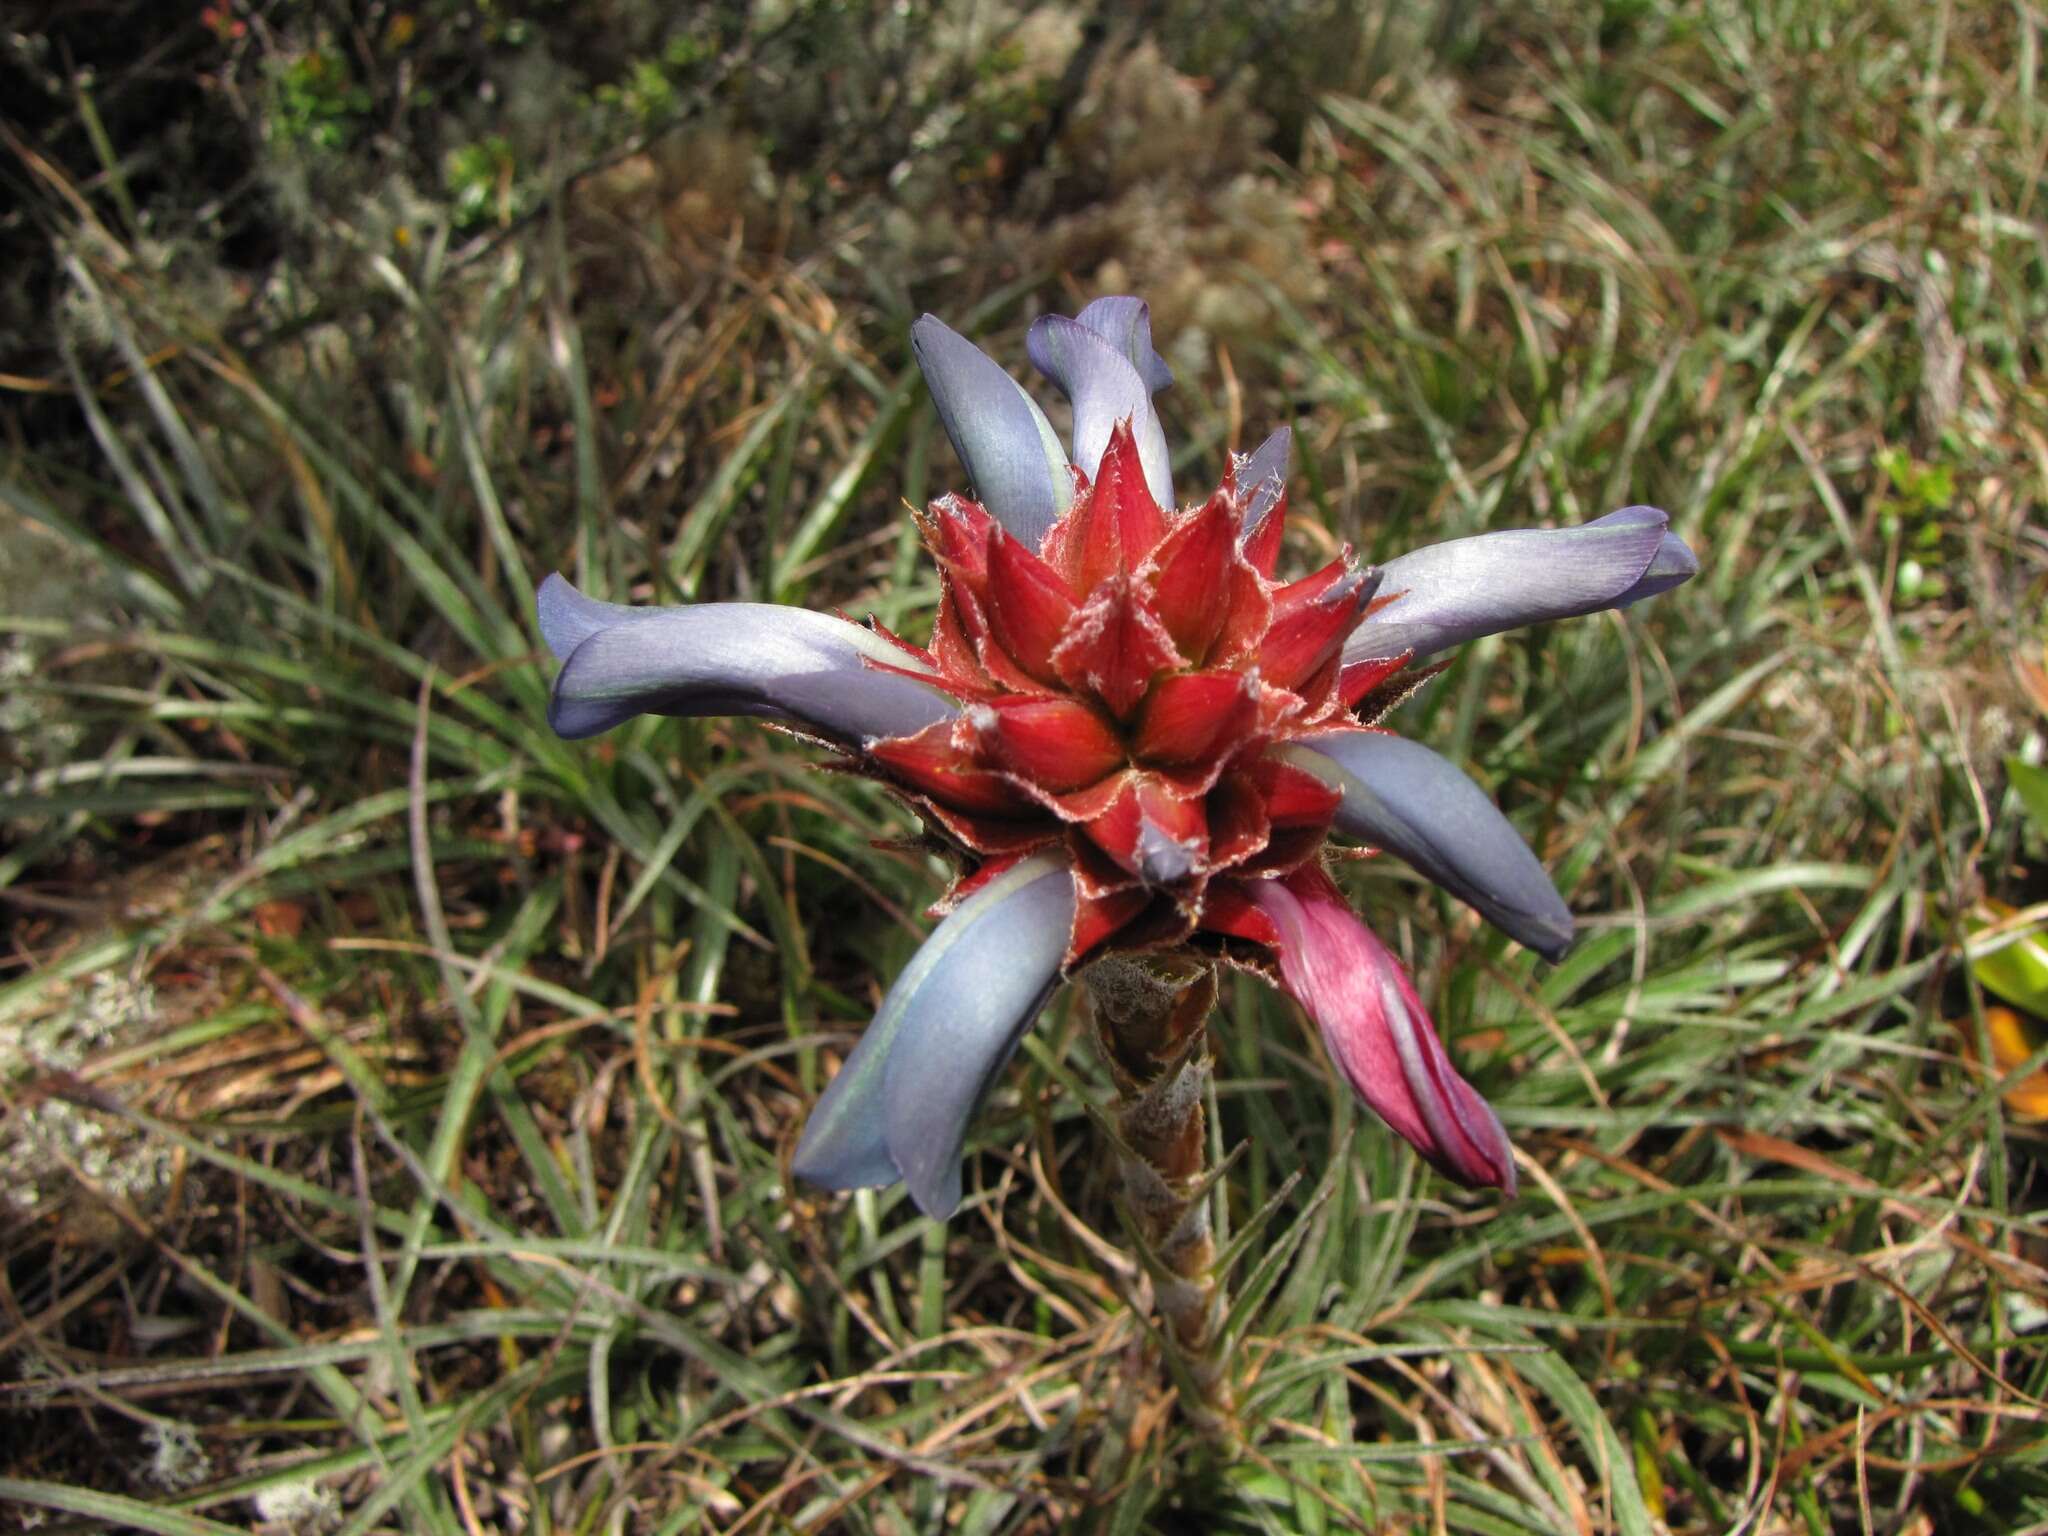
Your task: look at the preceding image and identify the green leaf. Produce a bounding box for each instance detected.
[1513,1348,1659,1536]
[2008,757,2048,840]
[1969,914,2048,1018]
[0,1477,248,1535]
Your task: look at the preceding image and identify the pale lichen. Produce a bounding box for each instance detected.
[144,1419,212,1491]
[252,1475,344,1534]
[0,972,167,1218]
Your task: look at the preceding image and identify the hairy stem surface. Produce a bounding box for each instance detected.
[1082,955,1229,1414]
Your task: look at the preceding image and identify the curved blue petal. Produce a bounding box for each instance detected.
[792,853,1075,1217]
[1614,529,1700,607]
[1235,425,1291,547]
[911,315,1073,549]
[1025,314,1174,511]
[539,574,956,744]
[1073,296,1174,393]
[1347,506,1696,664]
[538,573,667,659]
[1282,732,1575,960]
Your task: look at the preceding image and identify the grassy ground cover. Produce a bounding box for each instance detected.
[2,0,2045,1530]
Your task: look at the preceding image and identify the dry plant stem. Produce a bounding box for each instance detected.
[1083,956,1228,1412]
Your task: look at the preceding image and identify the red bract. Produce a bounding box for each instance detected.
[876,421,1387,967]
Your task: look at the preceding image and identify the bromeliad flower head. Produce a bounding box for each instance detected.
[538,297,1699,1220]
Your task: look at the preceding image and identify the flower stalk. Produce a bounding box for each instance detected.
[1083,955,1230,1409]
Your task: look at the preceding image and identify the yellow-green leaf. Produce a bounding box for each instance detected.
[2008,757,2048,840]
[1968,903,2048,1017]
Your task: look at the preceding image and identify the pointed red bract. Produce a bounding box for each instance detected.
[1082,776,1210,885]
[1247,753,1344,829]
[1269,552,1353,609]
[1134,669,1259,764]
[959,577,1058,695]
[1258,566,1376,691]
[1044,419,1168,593]
[1289,651,1349,718]
[1205,769,1272,871]
[983,524,1077,685]
[1050,572,1184,719]
[1226,754,1340,876]
[867,719,1031,816]
[927,582,994,692]
[929,851,1027,915]
[1069,883,1154,963]
[925,495,994,583]
[1337,651,1410,711]
[1196,877,1282,947]
[1213,559,1273,669]
[915,797,1060,857]
[1144,493,1236,661]
[972,697,1123,792]
[927,496,1052,694]
[1013,769,1134,826]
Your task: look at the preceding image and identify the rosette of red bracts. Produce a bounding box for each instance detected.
[871,414,1410,967]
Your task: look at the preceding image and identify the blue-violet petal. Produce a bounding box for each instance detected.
[1283,732,1574,960]
[792,853,1075,1218]
[1026,313,1175,512]
[911,315,1074,549]
[1348,505,1695,664]
[540,574,956,744]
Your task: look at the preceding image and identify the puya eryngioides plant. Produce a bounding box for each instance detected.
[537,297,1696,1410]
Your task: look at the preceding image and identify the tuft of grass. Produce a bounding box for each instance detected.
[3,0,2046,1530]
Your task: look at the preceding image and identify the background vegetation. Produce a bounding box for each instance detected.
[3,0,2046,1530]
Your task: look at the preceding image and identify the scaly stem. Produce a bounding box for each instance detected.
[1082,955,1230,1415]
